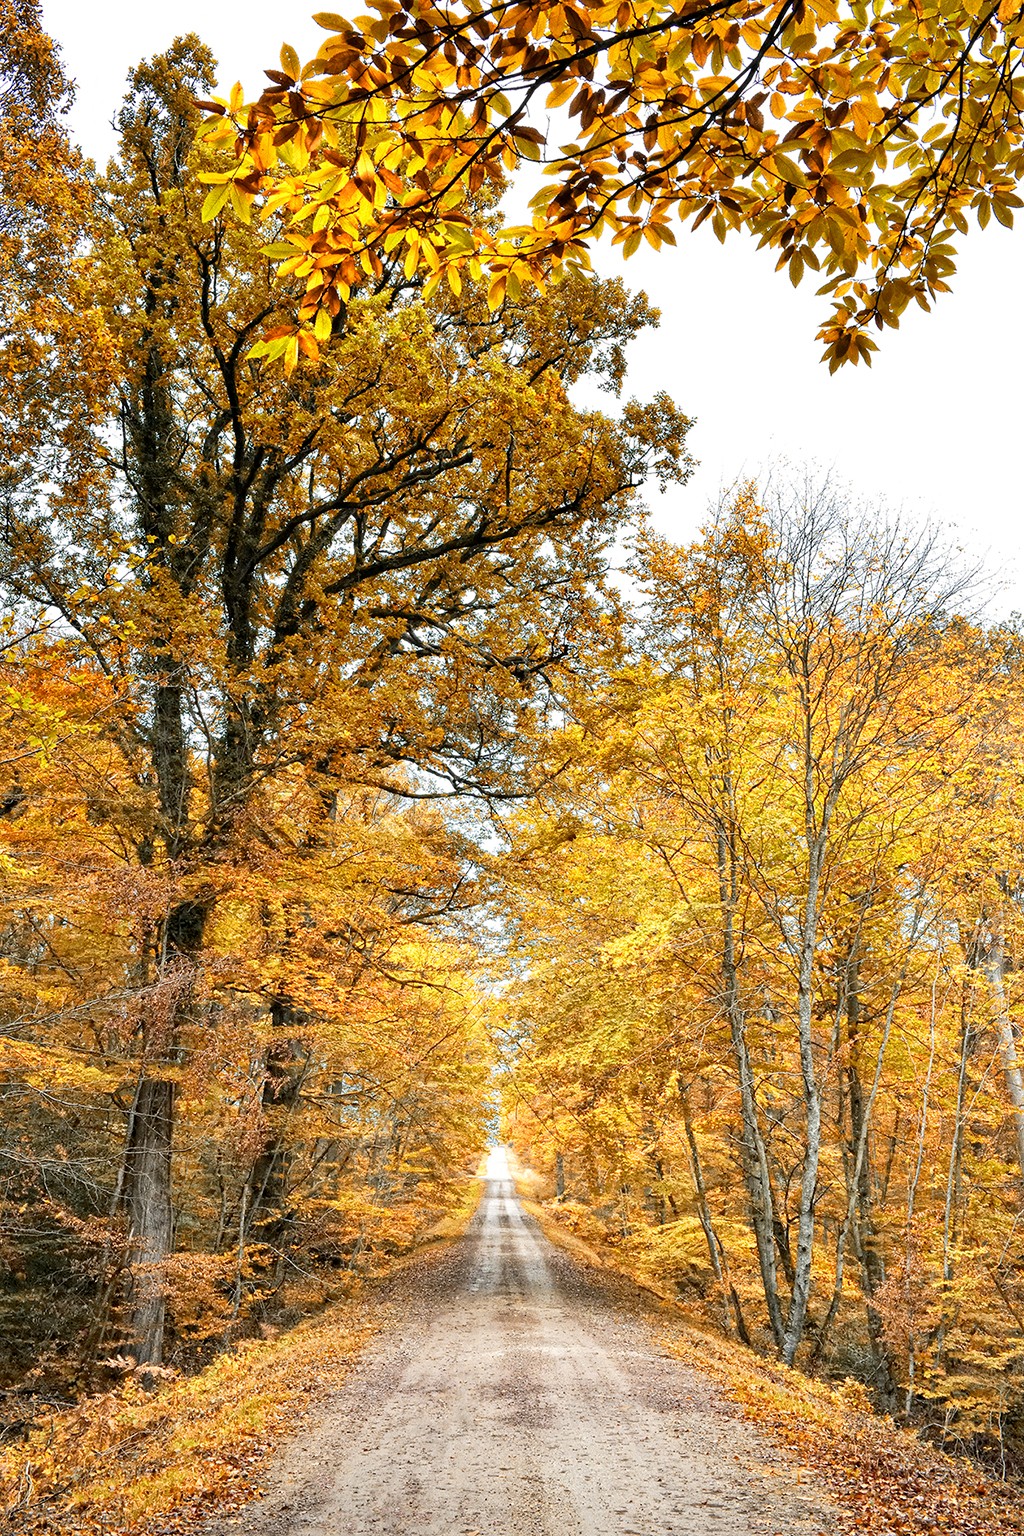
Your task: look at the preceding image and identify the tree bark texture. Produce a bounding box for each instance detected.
[717,823,786,1349]
[125,1076,175,1368]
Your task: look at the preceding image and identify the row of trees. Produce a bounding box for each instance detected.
[501,489,1024,1468]
[0,6,688,1390]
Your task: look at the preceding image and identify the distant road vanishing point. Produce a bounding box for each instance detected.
[206,1148,831,1536]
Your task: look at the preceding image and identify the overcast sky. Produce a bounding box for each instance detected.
[41,0,1024,613]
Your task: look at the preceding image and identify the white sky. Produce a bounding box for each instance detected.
[41,0,1024,614]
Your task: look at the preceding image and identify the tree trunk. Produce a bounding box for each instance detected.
[717,822,786,1348]
[981,912,1024,1179]
[125,314,200,1357]
[935,994,973,1376]
[903,971,939,1415]
[248,998,309,1244]
[152,680,190,856]
[812,960,900,1397]
[122,900,208,1368]
[125,1076,175,1370]
[781,827,825,1366]
[845,956,895,1395]
[680,1082,750,1343]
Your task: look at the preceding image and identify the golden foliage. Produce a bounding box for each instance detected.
[501,485,1024,1466]
[199,0,1024,367]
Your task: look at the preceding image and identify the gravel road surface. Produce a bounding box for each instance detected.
[207,1155,832,1536]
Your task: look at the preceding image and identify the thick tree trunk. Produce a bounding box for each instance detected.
[125,1076,175,1369]
[120,325,197,1371]
[247,997,309,1247]
[123,902,207,1368]
[152,680,189,856]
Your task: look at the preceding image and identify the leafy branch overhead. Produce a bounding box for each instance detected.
[197,0,1024,370]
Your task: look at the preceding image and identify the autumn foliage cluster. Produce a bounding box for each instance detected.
[3,0,1024,1509]
[203,0,1024,370]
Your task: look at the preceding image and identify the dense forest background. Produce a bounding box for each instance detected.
[2,0,1024,1494]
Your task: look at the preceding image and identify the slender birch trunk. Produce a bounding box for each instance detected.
[781,811,825,1365]
[813,971,903,1394]
[680,1083,750,1343]
[904,970,940,1417]
[716,820,786,1348]
[981,911,1024,1179]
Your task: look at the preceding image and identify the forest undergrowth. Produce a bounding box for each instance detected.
[0,1178,482,1536]
[1,1293,379,1536]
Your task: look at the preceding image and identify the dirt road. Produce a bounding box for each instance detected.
[208,1156,831,1536]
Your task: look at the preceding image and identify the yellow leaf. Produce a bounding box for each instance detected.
[771,153,806,186]
[201,184,231,222]
[229,184,253,224]
[546,78,577,110]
